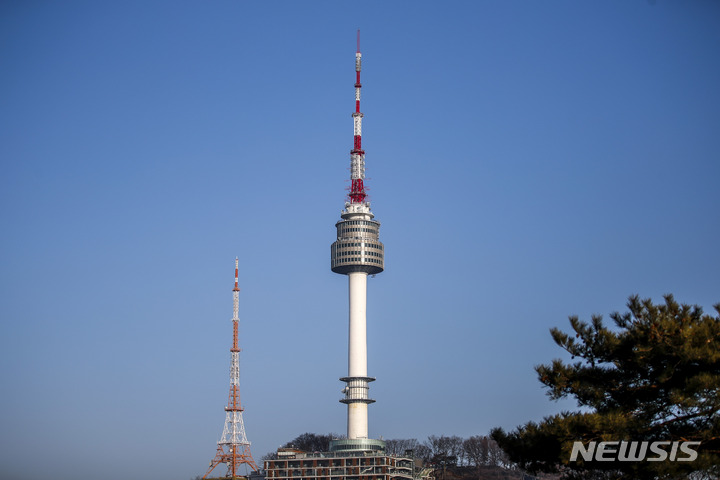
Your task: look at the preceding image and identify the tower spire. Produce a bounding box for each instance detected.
[203,258,258,479]
[349,29,367,204]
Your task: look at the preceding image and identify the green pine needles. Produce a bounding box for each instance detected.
[492,294,720,480]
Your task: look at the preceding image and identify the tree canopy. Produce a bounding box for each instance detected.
[492,294,720,480]
[282,432,337,452]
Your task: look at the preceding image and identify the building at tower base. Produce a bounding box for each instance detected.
[264,446,427,480]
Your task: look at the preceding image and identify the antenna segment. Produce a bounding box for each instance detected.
[203,258,259,479]
[349,29,366,204]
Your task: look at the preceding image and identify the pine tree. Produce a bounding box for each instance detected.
[492,294,720,480]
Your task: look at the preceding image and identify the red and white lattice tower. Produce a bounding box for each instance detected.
[204,258,259,479]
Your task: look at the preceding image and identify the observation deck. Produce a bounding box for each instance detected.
[331,203,384,275]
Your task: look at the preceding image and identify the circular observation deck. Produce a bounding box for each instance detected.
[331,215,384,275]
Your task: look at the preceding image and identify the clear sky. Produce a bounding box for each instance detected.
[1,1,718,479]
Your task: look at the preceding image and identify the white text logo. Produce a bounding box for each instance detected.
[569,441,701,462]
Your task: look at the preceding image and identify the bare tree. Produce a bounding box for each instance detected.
[414,443,432,462]
[463,435,489,473]
[283,432,338,452]
[425,434,463,466]
[261,451,278,461]
[487,437,505,467]
[446,435,464,465]
[424,434,465,480]
[385,438,421,456]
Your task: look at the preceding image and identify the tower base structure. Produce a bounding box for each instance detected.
[264,446,430,480]
[205,443,260,480]
[329,438,385,453]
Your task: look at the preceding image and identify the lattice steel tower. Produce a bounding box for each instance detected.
[204,258,259,479]
[330,31,385,448]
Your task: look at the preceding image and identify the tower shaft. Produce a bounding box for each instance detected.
[347,271,369,439]
[348,271,368,378]
[204,258,258,479]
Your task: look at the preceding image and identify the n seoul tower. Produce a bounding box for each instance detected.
[330,30,385,445]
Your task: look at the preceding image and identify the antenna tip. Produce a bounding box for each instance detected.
[356,29,360,53]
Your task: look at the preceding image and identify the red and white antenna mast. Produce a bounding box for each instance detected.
[349,29,367,204]
[203,258,259,479]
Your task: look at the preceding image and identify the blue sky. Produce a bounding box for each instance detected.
[1,1,719,479]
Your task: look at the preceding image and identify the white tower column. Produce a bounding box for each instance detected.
[347,397,369,440]
[348,272,368,378]
[348,271,368,439]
